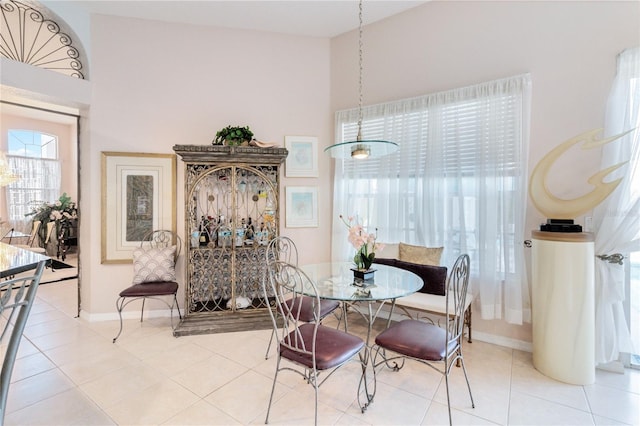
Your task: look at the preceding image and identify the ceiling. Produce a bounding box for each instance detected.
[63,0,428,38]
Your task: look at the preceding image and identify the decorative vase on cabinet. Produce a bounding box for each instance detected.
[172,144,287,336]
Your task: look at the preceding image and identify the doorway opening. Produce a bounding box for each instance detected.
[0,100,81,316]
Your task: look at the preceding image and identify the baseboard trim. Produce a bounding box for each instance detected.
[81,308,174,322]
[471,330,533,352]
[596,360,625,374]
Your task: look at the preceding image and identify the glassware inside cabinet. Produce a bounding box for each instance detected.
[188,165,278,249]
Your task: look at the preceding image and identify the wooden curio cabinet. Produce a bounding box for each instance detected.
[172,145,287,336]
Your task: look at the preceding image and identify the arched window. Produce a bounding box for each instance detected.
[0,0,86,79]
[6,129,61,221]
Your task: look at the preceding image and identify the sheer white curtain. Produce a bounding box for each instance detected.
[332,74,532,324]
[593,47,640,364]
[6,156,61,232]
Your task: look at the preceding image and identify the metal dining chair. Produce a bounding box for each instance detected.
[371,254,475,425]
[112,230,182,343]
[263,236,341,359]
[262,259,366,425]
[0,261,47,426]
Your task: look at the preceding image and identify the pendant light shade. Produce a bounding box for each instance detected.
[325,140,398,159]
[324,0,398,160]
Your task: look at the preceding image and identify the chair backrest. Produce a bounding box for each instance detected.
[265,260,321,355]
[0,261,46,424]
[266,236,298,266]
[26,220,41,247]
[141,229,182,262]
[445,254,471,345]
[264,236,299,303]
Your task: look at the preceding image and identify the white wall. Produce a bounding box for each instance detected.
[330,0,640,343]
[82,15,334,317]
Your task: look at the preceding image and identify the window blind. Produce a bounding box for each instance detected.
[336,75,528,178]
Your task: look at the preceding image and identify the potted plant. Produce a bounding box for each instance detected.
[213,125,254,146]
[25,192,78,248]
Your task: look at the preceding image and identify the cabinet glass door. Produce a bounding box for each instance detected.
[186,164,279,313]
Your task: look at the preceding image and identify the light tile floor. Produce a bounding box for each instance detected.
[3,275,640,425]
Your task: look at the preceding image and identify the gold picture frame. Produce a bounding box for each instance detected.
[101,152,176,264]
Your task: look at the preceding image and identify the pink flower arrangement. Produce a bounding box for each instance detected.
[340,215,385,271]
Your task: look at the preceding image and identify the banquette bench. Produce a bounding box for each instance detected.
[374,243,473,343]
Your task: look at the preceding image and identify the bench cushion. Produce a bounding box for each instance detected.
[399,242,443,266]
[376,243,399,259]
[395,291,473,316]
[374,258,447,296]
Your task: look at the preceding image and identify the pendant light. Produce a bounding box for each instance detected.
[324,0,398,160]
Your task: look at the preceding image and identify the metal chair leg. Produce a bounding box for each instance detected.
[466,305,473,343]
[460,356,475,408]
[140,298,146,322]
[174,295,182,319]
[113,297,125,343]
[265,357,282,424]
[445,371,452,426]
[169,295,182,331]
[265,329,276,359]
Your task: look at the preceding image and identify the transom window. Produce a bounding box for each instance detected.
[9,130,58,159]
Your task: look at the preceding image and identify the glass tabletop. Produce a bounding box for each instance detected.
[0,242,49,278]
[2,230,30,239]
[300,262,422,302]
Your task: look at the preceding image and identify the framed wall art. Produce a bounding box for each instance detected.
[285,186,318,228]
[101,152,176,263]
[285,136,318,177]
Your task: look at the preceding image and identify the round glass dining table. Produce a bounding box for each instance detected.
[301,261,421,301]
[299,261,422,342]
[300,261,422,412]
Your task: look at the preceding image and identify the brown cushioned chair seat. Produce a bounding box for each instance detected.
[119,281,178,298]
[284,296,341,322]
[375,319,457,361]
[281,323,364,370]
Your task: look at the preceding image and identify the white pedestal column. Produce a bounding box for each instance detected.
[531,231,595,385]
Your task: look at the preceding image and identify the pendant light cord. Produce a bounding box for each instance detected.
[323,0,397,159]
[357,0,364,141]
